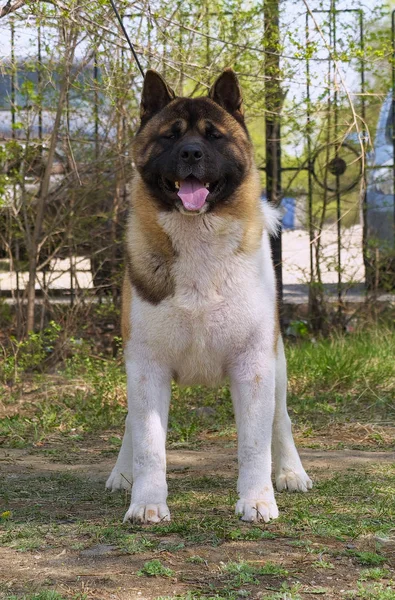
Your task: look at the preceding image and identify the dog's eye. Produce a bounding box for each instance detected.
[206,130,222,140]
[162,132,178,140]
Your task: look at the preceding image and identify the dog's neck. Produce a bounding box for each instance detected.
[158,211,243,255]
[132,168,264,258]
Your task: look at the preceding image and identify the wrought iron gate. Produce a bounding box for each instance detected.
[1,2,394,334]
[266,4,395,329]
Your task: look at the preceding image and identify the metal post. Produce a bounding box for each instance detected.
[70,253,74,306]
[205,1,210,68]
[360,11,369,285]
[10,17,21,332]
[264,0,283,316]
[392,10,395,250]
[94,53,99,162]
[38,22,42,148]
[331,0,343,321]
[305,13,314,299]
[10,17,15,135]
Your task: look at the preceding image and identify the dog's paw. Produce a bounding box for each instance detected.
[123,503,171,524]
[106,466,133,491]
[275,468,313,493]
[235,495,279,523]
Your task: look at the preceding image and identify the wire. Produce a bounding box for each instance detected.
[109,0,145,78]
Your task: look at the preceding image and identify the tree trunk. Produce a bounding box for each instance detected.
[26,30,78,333]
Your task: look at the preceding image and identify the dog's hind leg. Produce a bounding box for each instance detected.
[106,413,134,491]
[272,335,313,492]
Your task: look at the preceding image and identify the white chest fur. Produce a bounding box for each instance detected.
[127,211,277,386]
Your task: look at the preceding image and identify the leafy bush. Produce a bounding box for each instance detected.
[0,321,61,384]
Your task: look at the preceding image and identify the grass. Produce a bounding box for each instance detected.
[260,584,303,600]
[186,555,206,564]
[359,568,391,581]
[137,559,175,577]
[1,464,394,559]
[286,326,395,428]
[1,469,394,597]
[348,583,395,599]
[2,594,86,600]
[228,527,276,540]
[1,323,394,599]
[1,325,394,450]
[222,560,288,582]
[347,551,387,567]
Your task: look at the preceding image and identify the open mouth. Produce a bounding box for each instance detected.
[162,175,222,212]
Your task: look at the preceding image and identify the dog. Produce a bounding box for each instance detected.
[106,68,312,524]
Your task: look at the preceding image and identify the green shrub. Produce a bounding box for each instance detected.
[0,321,61,384]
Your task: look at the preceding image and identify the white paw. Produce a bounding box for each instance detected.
[236,494,279,523]
[123,503,171,524]
[106,466,133,491]
[275,468,313,493]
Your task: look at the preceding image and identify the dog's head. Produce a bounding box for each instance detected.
[133,69,254,215]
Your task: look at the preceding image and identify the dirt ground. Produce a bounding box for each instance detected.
[1,438,394,600]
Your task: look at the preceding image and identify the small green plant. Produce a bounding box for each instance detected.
[263,583,302,600]
[222,561,259,585]
[312,558,335,569]
[119,534,155,554]
[3,592,86,600]
[137,559,174,578]
[359,568,390,582]
[155,594,199,600]
[228,528,276,541]
[347,551,386,566]
[186,555,205,564]
[222,561,288,586]
[348,582,395,599]
[258,563,289,576]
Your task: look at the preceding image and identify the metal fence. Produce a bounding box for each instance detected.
[0,2,394,334]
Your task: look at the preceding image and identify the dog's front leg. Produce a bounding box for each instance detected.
[231,350,278,523]
[122,355,171,524]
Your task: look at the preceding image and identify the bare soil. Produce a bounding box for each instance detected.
[1,439,394,600]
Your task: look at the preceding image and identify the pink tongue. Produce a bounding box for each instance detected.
[177,177,209,211]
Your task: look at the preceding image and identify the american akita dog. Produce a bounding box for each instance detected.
[106,68,312,524]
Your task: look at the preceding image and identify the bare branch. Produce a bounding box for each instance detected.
[1,0,33,18]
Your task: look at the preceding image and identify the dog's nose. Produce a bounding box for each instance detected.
[180,144,203,165]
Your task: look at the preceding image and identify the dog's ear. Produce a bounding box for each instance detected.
[209,68,244,120]
[140,70,176,123]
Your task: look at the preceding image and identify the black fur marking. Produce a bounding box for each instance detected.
[126,251,175,305]
[209,69,245,125]
[140,70,176,127]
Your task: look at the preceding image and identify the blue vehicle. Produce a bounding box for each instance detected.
[366,92,395,287]
[366,93,394,244]
[260,194,298,230]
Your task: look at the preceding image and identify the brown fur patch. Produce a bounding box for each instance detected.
[158,119,187,137]
[196,118,229,138]
[214,166,264,256]
[125,173,176,305]
[121,272,132,343]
